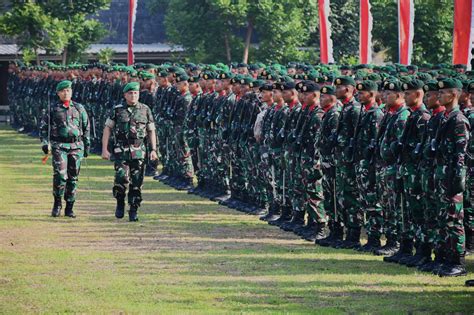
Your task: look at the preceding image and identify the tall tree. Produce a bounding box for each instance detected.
[0,1,67,64]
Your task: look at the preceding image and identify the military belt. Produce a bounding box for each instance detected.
[51,136,82,143]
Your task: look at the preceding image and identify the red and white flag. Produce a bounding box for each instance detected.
[453,0,474,68]
[359,0,373,64]
[127,0,138,66]
[318,0,334,64]
[398,0,414,65]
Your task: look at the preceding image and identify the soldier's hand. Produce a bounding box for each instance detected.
[101,150,111,160]
[150,150,158,161]
[41,144,49,155]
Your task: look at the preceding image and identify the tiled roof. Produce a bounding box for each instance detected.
[0,43,183,55]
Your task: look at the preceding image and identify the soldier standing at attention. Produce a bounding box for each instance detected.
[101,82,158,222]
[40,80,90,218]
[434,78,469,277]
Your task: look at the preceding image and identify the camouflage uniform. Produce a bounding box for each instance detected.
[40,100,90,202]
[105,101,155,208]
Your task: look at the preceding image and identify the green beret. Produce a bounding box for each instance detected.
[278,75,294,83]
[123,82,140,93]
[366,73,382,82]
[454,64,467,70]
[280,81,296,90]
[218,72,234,80]
[334,75,356,87]
[301,81,320,93]
[251,79,265,88]
[141,72,155,80]
[356,80,378,92]
[188,76,200,83]
[239,76,254,86]
[320,85,336,95]
[423,80,439,92]
[416,72,433,82]
[56,80,72,92]
[303,72,319,81]
[402,79,425,91]
[437,78,463,90]
[202,71,217,80]
[384,80,403,92]
[175,73,190,83]
[158,70,168,78]
[467,80,474,93]
[259,83,273,92]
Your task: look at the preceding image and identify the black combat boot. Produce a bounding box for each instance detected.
[358,235,382,253]
[64,201,76,218]
[51,197,62,217]
[439,253,467,277]
[316,221,334,246]
[418,248,445,273]
[268,206,291,226]
[313,222,327,242]
[260,202,280,222]
[383,239,413,263]
[129,205,139,222]
[281,211,305,232]
[406,242,432,267]
[115,198,125,219]
[466,229,473,255]
[299,219,317,240]
[466,279,474,286]
[374,237,400,256]
[336,227,361,249]
[177,177,194,191]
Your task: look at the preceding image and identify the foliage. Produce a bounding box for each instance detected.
[97,47,115,64]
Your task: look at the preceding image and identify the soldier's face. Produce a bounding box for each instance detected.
[124,90,139,105]
[335,85,349,99]
[404,90,422,106]
[425,91,439,109]
[273,89,283,102]
[460,91,470,104]
[57,88,72,101]
[438,89,456,106]
[304,92,319,105]
[320,94,334,107]
[282,89,295,102]
[189,83,199,94]
[386,91,400,106]
[358,90,372,104]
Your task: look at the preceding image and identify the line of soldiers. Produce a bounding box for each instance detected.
[7,60,474,278]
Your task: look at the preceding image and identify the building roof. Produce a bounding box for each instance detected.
[0,43,183,56]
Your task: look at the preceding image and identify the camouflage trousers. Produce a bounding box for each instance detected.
[434,165,465,257]
[285,150,304,212]
[271,150,286,208]
[52,146,83,202]
[230,146,246,200]
[356,159,383,238]
[175,130,194,180]
[113,159,145,207]
[383,166,403,241]
[301,152,326,223]
[321,161,341,223]
[421,165,438,247]
[464,165,474,240]
[400,163,424,243]
[336,162,362,229]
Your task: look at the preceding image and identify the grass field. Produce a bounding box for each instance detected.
[0,125,473,314]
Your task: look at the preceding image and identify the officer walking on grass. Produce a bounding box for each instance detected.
[40,80,90,218]
[101,82,158,222]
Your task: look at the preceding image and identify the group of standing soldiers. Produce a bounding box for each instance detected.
[7,60,473,278]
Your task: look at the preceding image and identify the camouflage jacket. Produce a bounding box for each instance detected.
[40,100,90,150]
[354,104,384,162]
[335,98,362,164]
[380,104,410,174]
[105,102,155,160]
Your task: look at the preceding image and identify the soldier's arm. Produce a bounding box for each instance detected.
[39,108,50,146]
[451,116,470,195]
[81,106,91,149]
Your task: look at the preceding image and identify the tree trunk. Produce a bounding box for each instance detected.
[35,49,40,65]
[242,19,253,63]
[224,34,232,63]
[62,49,67,65]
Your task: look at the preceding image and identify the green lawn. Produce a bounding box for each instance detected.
[0,125,472,314]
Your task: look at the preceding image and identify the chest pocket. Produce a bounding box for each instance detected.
[53,108,67,126]
[116,110,131,140]
[129,109,148,139]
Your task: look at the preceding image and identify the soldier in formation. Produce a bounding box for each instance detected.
[9,60,473,276]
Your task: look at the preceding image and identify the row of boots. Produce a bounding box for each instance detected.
[153,171,472,277]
